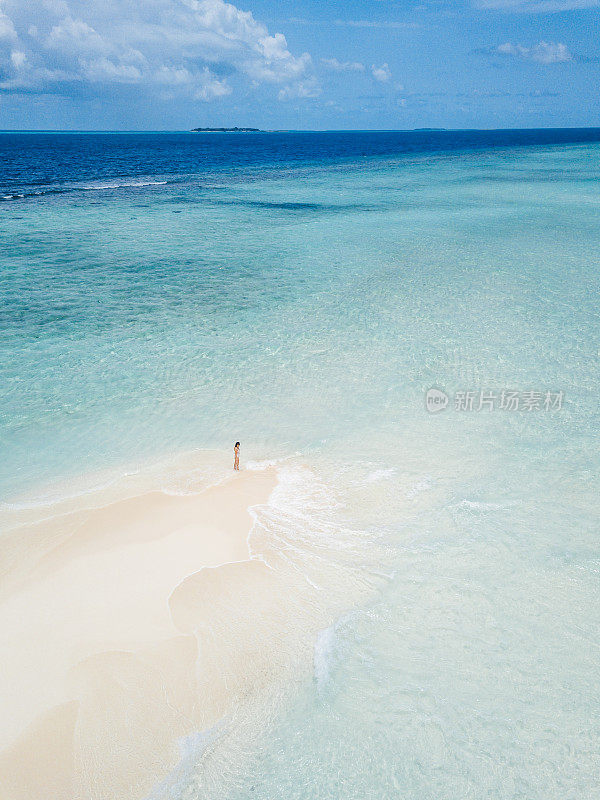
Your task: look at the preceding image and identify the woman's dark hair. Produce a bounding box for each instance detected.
[235,442,240,447]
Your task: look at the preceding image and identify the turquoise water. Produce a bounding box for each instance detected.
[1,132,599,797]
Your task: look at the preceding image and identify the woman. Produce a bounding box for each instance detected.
[233,441,240,471]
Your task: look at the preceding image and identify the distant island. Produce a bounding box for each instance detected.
[191,127,262,133]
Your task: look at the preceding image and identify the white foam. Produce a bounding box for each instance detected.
[313,610,364,696]
[406,475,434,499]
[363,467,396,484]
[245,458,283,471]
[244,452,301,472]
[314,624,337,693]
[246,462,370,598]
[453,499,504,512]
[145,723,222,800]
[79,180,168,190]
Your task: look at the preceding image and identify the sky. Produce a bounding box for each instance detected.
[0,0,598,130]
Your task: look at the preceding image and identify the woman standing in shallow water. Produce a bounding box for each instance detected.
[233,442,240,471]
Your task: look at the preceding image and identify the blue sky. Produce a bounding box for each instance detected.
[0,0,598,129]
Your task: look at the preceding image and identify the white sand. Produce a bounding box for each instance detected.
[0,468,277,800]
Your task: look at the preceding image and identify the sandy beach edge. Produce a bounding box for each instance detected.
[0,466,279,800]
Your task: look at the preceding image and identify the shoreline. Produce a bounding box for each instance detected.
[0,466,279,800]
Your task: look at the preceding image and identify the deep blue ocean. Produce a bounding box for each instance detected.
[2,128,600,198]
[1,129,599,800]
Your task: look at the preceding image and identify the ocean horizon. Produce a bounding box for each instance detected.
[3,125,600,130]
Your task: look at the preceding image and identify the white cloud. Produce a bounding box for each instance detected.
[0,13,16,41]
[10,49,25,67]
[45,17,107,53]
[475,0,598,11]
[81,57,143,82]
[0,0,315,101]
[277,78,320,100]
[321,57,365,72]
[371,62,392,82]
[497,41,573,63]
[193,67,232,100]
